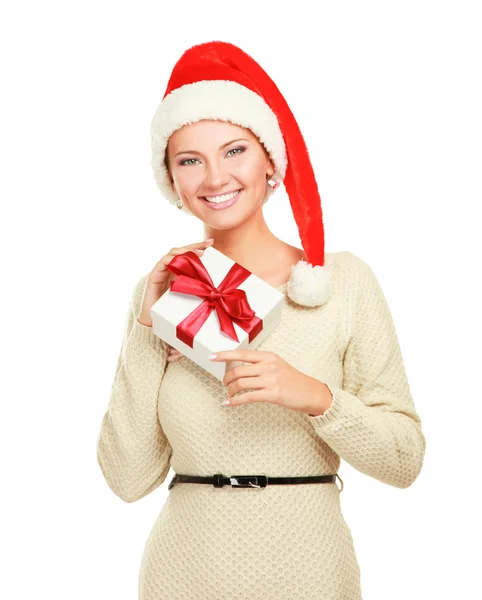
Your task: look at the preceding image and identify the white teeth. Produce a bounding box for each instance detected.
[204,189,241,204]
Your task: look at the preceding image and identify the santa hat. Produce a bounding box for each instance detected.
[150,40,331,308]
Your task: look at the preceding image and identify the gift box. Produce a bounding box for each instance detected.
[150,245,285,381]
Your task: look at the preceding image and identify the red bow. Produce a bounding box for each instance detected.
[166,251,263,348]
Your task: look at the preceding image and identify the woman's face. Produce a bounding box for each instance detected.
[166,120,275,229]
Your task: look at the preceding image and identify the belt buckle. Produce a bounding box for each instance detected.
[229,475,268,488]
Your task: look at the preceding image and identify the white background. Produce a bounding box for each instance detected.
[1,1,481,598]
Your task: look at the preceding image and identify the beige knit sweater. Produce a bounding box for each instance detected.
[96,250,426,600]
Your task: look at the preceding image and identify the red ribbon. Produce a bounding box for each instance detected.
[165,251,264,349]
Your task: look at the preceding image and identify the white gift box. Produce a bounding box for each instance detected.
[150,245,285,381]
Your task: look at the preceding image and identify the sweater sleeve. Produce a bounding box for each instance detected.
[96,274,173,503]
[308,251,426,489]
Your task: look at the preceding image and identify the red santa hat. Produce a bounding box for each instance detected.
[150,40,331,308]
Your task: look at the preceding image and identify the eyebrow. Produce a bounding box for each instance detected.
[174,138,249,157]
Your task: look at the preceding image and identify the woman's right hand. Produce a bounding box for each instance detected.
[137,238,214,327]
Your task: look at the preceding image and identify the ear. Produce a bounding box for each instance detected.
[168,173,176,193]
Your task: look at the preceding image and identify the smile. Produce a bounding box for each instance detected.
[200,189,243,210]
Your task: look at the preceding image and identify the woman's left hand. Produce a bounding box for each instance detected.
[210,349,333,415]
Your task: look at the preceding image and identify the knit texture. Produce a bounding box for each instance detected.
[96,250,426,599]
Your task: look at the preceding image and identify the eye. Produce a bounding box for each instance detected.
[178,146,245,166]
[226,146,245,157]
[179,157,200,166]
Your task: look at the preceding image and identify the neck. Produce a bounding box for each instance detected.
[204,215,280,268]
[203,212,303,286]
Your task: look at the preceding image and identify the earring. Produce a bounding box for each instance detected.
[175,197,183,210]
[267,176,280,191]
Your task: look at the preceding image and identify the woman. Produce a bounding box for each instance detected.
[96,41,426,599]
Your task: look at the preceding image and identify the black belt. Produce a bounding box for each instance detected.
[168,473,343,492]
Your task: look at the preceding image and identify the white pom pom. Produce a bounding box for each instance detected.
[286,260,332,307]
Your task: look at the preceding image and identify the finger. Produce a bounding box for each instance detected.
[227,375,271,399]
[168,348,182,356]
[188,239,214,247]
[187,241,214,256]
[210,350,272,363]
[200,239,215,246]
[171,242,214,260]
[155,240,213,273]
[223,388,273,407]
[222,362,266,387]
[185,239,214,253]
[166,354,182,362]
[167,240,212,257]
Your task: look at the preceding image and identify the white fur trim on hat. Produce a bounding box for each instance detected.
[150,80,287,215]
[286,260,332,307]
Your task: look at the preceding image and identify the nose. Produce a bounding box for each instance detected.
[203,160,230,191]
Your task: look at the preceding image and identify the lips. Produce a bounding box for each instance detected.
[201,188,243,202]
[200,189,243,210]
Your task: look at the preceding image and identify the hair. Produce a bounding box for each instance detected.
[164,152,171,182]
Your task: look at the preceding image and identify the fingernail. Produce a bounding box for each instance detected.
[208,353,217,360]
[222,400,231,406]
